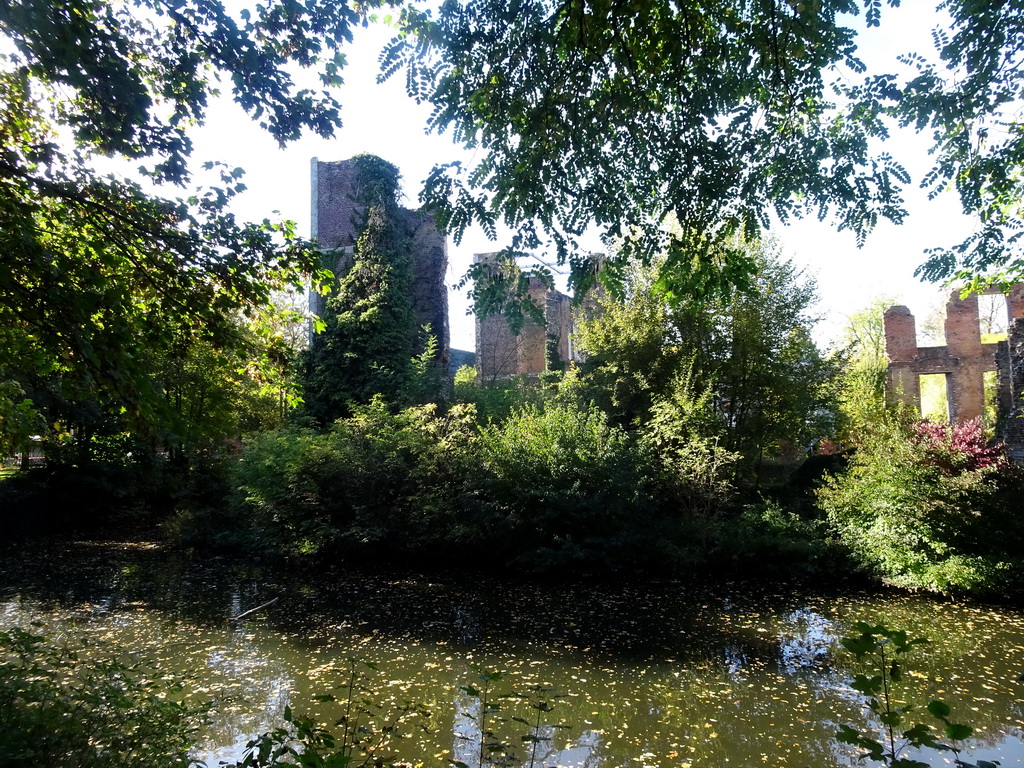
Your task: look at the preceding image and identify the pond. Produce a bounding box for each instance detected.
[1,539,1022,767]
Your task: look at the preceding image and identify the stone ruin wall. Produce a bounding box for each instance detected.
[310,157,585,383]
[310,157,450,371]
[884,285,1024,458]
[473,252,580,381]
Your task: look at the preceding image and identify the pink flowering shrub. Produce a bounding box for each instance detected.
[910,418,1006,474]
[818,416,1024,594]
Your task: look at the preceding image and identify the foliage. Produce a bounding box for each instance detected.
[844,1,1024,289]
[302,156,429,422]
[457,252,552,336]
[0,379,43,459]
[837,622,993,768]
[818,416,1024,594]
[406,325,446,406]
[569,260,682,428]
[452,365,550,423]
[0,628,202,768]
[714,500,836,575]
[572,239,837,478]
[0,0,354,449]
[383,0,909,299]
[383,0,1024,292]
[473,403,670,571]
[230,398,478,558]
[834,297,897,443]
[911,419,1006,473]
[641,368,738,543]
[226,398,719,572]
[0,442,236,537]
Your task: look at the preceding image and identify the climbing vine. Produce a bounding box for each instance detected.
[302,156,419,422]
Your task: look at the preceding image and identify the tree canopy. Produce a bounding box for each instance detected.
[384,0,1024,295]
[5,0,1024,453]
[572,238,836,474]
[0,0,368,446]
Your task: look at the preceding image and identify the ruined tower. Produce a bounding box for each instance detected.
[309,157,450,371]
[472,252,584,380]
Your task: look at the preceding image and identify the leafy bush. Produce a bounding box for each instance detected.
[230,399,477,558]
[472,403,671,571]
[714,500,839,576]
[452,365,549,424]
[0,450,179,536]
[0,628,201,768]
[817,417,1024,594]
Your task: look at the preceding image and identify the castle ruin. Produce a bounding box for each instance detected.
[473,252,578,381]
[884,286,1024,457]
[310,157,587,383]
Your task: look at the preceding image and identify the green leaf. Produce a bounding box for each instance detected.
[880,712,903,727]
[927,700,951,719]
[851,674,884,696]
[945,723,973,741]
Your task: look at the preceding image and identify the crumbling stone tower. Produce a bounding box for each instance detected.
[309,157,449,371]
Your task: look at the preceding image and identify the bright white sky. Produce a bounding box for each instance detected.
[182,3,976,352]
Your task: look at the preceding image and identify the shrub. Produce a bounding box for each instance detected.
[817,417,1024,594]
[452,365,549,423]
[230,399,477,558]
[472,403,670,571]
[714,500,838,576]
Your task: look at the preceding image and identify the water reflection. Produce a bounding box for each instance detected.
[0,541,1023,766]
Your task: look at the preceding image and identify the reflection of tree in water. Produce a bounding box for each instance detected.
[452,686,604,768]
[0,593,297,766]
[778,608,833,671]
[196,623,295,764]
[3,543,1024,766]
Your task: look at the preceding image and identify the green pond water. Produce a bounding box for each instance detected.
[1,539,1023,767]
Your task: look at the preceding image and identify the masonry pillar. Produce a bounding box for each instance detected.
[945,291,983,420]
[884,304,921,410]
[1007,284,1024,322]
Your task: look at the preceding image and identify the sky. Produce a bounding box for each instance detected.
[181,3,979,353]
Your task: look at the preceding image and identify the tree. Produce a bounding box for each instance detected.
[569,260,687,429]
[834,296,897,442]
[669,244,837,472]
[385,0,908,298]
[864,0,1024,289]
[573,238,837,477]
[0,0,366,447]
[383,0,1024,294]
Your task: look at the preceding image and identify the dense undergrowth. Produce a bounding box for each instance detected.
[159,397,848,580]
[4,396,1024,596]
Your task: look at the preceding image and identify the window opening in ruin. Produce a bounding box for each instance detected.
[919,373,950,422]
[983,369,998,430]
[916,300,946,347]
[979,294,1008,343]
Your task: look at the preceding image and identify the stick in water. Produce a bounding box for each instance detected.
[229,597,279,622]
